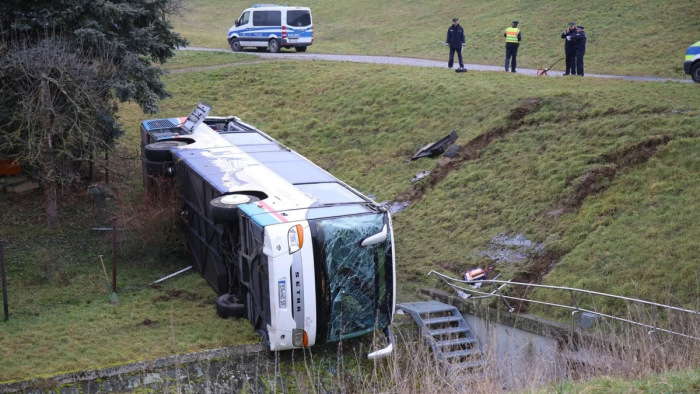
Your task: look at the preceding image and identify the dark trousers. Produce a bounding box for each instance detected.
[505,43,518,71]
[565,50,576,74]
[576,50,585,76]
[448,46,463,68]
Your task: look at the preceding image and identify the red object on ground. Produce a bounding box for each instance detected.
[0,159,20,175]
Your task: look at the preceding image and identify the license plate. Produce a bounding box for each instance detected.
[278,280,287,308]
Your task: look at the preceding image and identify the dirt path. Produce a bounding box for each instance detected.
[180,47,693,83]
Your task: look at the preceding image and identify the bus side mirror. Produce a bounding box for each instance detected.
[360,225,387,247]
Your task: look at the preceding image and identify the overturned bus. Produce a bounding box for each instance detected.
[140,103,395,358]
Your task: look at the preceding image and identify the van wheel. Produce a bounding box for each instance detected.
[229,38,242,52]
[216,294,245,319]
[692,63,700,83]
[210,194,260,221]
[144,140,188,162]
[295,46,307,52]
[268,39,280,53]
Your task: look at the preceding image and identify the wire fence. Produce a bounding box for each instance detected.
[429,270,700,341]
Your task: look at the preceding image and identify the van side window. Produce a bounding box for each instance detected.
[239,11,250,25]
[287,11,311,27]
[253,10,281,27]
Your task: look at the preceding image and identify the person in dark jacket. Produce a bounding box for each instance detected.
[445,18,466,70]
[561,22,577,75]
[504,20,521,72]
[572,25,586,76]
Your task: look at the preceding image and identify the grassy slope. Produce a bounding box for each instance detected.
[3,10,700,383]
[122,59,700,310]
[172,0,700,77]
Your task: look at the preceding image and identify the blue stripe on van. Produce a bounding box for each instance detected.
[687,44,700,56]
[229,26,312,39]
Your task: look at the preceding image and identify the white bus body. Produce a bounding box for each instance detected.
[140,105,395,356]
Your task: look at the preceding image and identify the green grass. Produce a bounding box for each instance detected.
[0,163,258,382]
[4,44,700,383]
[161,49,258,71]
[170,0,700,77]
[549,368,700,393]
[128,59,700,309]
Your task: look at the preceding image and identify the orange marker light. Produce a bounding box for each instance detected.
[295,224,304,248]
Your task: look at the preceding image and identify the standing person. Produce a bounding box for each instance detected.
[445,18,466,71]
[573,25,587,76]
[561,22,577,75]
[504,20,521,73]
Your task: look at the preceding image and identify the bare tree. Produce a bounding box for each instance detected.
[0,37,121,227]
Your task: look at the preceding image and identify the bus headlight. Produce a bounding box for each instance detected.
[292,328,309,347]
[288,224,304,254]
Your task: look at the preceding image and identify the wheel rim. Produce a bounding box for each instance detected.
[220,194,251,205]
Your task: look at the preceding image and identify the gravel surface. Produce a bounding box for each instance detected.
[182,47,692,83]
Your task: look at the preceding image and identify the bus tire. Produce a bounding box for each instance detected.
[210,194,260,221]
[229,38,242,52]
[268,39,280,53]
[144,159,170,176]
[144,140,188,162]
[216,294,245,319]
[295,46,307,52]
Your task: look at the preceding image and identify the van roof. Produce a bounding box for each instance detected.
[251,4,310,9]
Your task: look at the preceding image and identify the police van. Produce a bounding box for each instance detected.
[227,4,313,53]
[684,41,700,83]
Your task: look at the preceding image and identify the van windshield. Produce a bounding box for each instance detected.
[287,11,311,27]
[315,214,391,342]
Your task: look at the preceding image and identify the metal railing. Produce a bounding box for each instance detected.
[428,270,700,341]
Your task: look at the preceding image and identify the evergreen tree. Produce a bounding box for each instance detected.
[0,0,187,228]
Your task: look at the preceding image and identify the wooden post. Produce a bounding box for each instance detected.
[105,150,109,185]
[111,216,117,293]
[1,235,9,321]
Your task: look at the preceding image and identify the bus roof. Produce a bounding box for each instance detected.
[146,117,377,226]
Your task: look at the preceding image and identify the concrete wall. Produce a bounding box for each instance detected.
[420,287,607,389]
[1,288,607,393]
[0,345,270,394]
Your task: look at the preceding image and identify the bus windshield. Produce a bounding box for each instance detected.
[315,213,391,342]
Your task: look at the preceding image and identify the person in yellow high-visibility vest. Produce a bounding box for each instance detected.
[504,21,521,72]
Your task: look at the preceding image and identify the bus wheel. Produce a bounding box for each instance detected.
[216,294,245,318]
[144,140,188,162]
[295,46,307,52]
[268,39,280,53]
[210,194,260,221]
[144,159,174,177]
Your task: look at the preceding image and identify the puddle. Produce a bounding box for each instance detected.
[478,233,545,265]
[380,201,410,214]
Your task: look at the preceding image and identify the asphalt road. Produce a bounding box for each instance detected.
[183,46,693,83]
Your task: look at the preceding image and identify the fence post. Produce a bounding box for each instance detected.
[112,216,117,293]
[105,150,109,185]
[1,235,8,321]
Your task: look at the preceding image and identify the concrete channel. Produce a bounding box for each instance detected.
[2,289,605,393]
